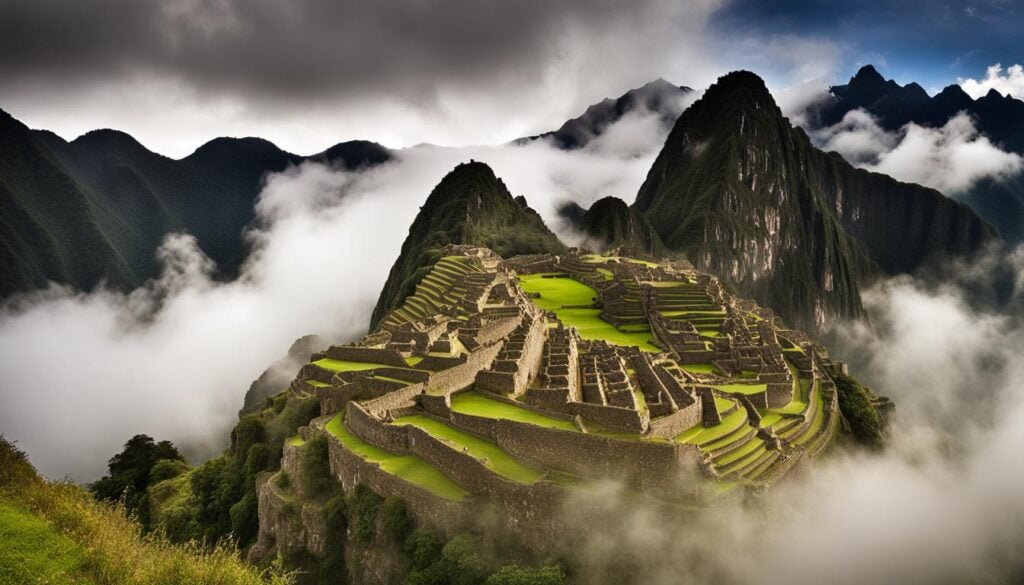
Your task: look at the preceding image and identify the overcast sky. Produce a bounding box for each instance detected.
[0,0,1022,157]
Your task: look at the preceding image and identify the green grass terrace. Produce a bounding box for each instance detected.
[518,274,660,352]
[325,415,469,501]
[393,415,545,483]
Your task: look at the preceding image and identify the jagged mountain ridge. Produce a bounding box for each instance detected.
[812,64,1024,242]
[525,78,693,150]
[633,71,999,330]
[0,107,391,296]
[369,161,566,329]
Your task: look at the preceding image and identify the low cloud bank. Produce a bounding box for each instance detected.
[560,257,1024,584]
[959,63,1024,99]
[0,107,673,480]
[813,109,1023,195]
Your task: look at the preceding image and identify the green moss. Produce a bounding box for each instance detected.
[325,415,469,502]
[712,383,768,395]
[312,358,395,373]
[450,392,577,431]
[393,415,544,483]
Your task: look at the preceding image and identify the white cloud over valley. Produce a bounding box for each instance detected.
[959,63,1024,99]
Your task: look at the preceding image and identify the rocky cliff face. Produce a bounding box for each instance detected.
[370,161,566,329]
[633,71,878,330]
[633,71,1000,330]
[812,64,1024,243]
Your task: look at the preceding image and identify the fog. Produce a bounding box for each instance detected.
[813,109,1024,195]
[559,259,1024,584]
[0,106,676,481]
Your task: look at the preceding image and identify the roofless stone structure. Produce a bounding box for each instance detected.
[250,246,842,561]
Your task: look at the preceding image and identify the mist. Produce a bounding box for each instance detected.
[812,108,1024,195]
[557,254,1024,585]
[0,106,675,481]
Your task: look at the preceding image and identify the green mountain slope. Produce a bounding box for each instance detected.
[370,161,566,329]
[634,71,1000,330]
[1,107,391,296]
[0,110,134,295]
[569,196,667,257]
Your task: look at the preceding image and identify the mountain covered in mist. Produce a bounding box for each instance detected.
[0,107,390,297]
[812,64,1024,243]
[630,71,999,330]
[560,196,667,257]
[526,78,693,149]
[370,161,566,329]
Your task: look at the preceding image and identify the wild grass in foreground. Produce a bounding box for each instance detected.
[0,435,291,585]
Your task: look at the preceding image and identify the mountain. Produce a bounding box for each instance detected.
[0,107,391,297]
[526,78,693,149]
[633,71,999,330]
[0,109,135,295]
[813,64,1024,242]
[370,161,566,329]
[561,195,668,257]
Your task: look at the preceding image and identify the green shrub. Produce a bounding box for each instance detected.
[383,497,413,542]
[150,459,190,484]
[318,494,348,585]
[833,373,883,449]
[485,565,566,585]
[405,528,442,570]
[302,434,336,500]
[90,435,185,524]
[347,484,382,545]
[233,417,267,457]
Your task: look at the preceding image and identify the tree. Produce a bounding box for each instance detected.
[90,434,185,522]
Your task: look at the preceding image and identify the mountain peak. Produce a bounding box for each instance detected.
[852,64,885,85]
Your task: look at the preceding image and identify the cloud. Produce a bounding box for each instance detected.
[959,63,1024,99]
[0,0,724,157]
[557,253,1024,584]
[814,108,1024,194]
[0,109,674,481]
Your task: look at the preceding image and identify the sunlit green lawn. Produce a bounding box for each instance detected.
[450,392,578,431]
[325,415,468,501]
[393,415,543,483]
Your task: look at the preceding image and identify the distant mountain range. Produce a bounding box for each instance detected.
[809,64,1024,243]
[0,108,389,297]
[523,78,693,150]
[1,70,1008,331]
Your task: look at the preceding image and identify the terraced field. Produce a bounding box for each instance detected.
[450,392,578,431]
[518,274,660,351]
[393,415,545,483]
[325,415,469,501]
[381,256,486,329]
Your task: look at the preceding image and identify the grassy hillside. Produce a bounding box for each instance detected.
[1,107,391,297]
[0,436,290,585]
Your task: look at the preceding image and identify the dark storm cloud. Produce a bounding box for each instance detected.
[0,0,683,100]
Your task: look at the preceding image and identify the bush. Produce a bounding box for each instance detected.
[90,434,185,524]
[405,528,442,570]
[833,373,883,449]
[383,497,413,542]
[485,565,566,585]
[150,459,190,484]
[302,434,336,500]
[318,494,348,585]
[347,484,382,545]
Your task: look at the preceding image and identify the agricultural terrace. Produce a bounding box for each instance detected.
[518,273,660,351]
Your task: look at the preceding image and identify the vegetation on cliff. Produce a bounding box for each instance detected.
[566,196,667,257]
[370,161,566,329]
[0,436,289,585]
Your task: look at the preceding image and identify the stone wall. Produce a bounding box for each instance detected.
[326,429,469,537]
[570,401,646,433]
[248,472,327,564]
[647,402,702,439]
[322,346,408,367]
[346,402,409,452]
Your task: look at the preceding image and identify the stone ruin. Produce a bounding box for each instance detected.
[251,246,843,561]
